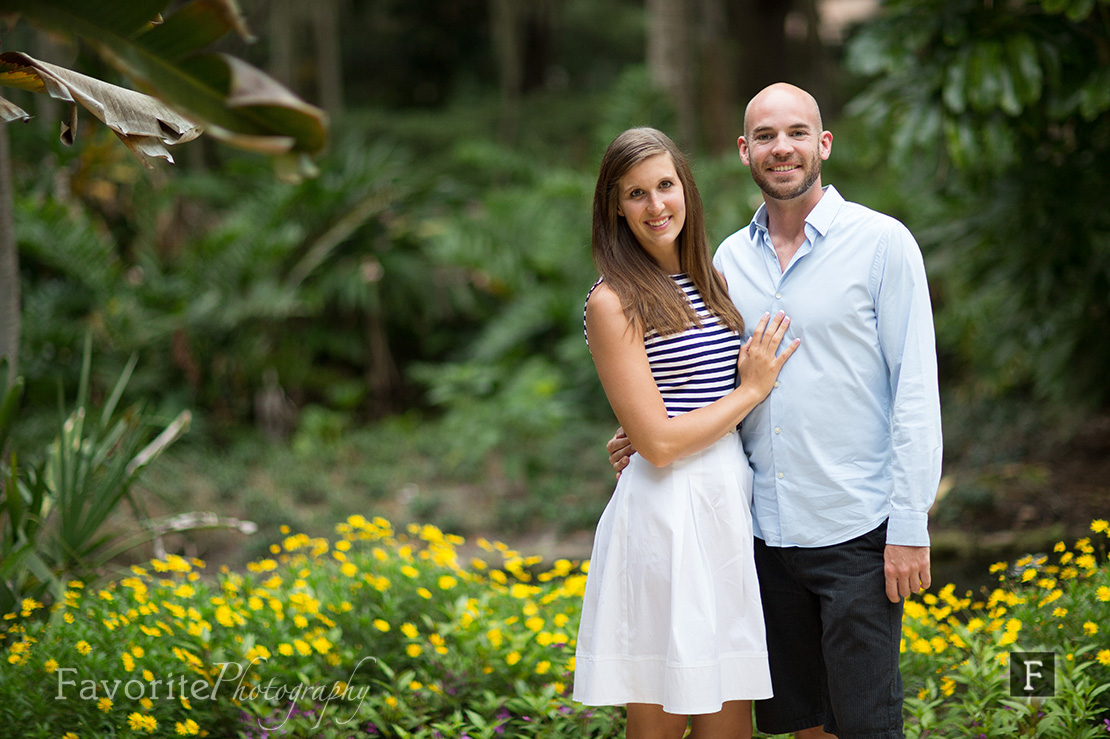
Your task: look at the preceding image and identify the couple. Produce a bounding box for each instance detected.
[572,83,943,739]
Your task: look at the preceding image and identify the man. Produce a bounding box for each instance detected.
[607,83,943,738]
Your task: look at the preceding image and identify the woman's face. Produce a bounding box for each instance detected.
[616,152,686,264]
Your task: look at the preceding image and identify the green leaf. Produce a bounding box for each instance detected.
[1004,34,1043,106]
[0,0,328,172]
[996,63,1022,116]
[967,40,1003,112]
[944,57,968,114]
[1065,0,1096,20]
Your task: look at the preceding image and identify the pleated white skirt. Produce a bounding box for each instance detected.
[572,431,772,715]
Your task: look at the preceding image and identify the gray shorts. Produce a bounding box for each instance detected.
[752,521,905,739]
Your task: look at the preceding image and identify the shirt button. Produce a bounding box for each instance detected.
[774,381,780,388]
[774,427,781,434]
[777,472,784,479]
[775,292,782,299]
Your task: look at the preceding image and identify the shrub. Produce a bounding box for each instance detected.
[1,517,1107,738]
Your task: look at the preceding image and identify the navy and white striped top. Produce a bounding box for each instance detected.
[585,274,742,417]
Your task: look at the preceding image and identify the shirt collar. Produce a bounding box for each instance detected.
[746,184,843,242]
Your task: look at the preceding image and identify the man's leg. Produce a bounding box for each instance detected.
[751,537,831,736]
[803,523,904,739]
[794,727,836,739]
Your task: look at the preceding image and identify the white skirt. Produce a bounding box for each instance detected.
[572,431,772,715]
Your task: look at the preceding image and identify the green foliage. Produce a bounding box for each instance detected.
[1,0,328,177]
[0,336,193,615]
[845,0,1110,409]
[2,516,1108,737]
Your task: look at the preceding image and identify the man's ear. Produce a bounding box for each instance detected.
[819,130,833,161]
[737,136,750,166]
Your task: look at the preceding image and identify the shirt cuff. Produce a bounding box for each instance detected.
[886,510,930,547]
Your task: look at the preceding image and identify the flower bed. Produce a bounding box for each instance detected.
[2,517,1108,738]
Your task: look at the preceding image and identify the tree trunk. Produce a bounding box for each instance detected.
[0,125,19,384]
[312,0,344,116]
[647,0,695,147]
[268,0,297,90]
[490,0,523,143]
[733,0,793,107]
[697,0,738,154]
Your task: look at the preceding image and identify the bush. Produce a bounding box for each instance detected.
[1,517,1107,738]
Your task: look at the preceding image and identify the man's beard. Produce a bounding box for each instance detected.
[753,153,822,201]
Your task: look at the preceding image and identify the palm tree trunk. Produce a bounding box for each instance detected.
[0,124,19,384]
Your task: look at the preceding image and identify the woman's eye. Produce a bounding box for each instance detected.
[660,180,672,189]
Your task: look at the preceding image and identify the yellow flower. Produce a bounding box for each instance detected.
[98,697,113,713]
[175,719,200,735]
[1053,607,1068,618]
[401,565,419,578]
[406,644,423,658]
[1083,621,1099,636]
[535,660,551,675]
[525,616,544,632]
[409,680,423,690]
[417,588,432,599]
[374,619,390,632]
[278,643,294,657]
[19,598,42,615]
[940,677,956,697]
[131,645,145,658]
[1097,649,1110,666]
[294,639,312,656]
[1097,586,1110,602]
[437,575,457,590]
[121,653,135,672]
[506,651,522,665]
[1091,519,1108,534]
[401,622,419,639]
[487,628,504,647]
[340,562,358,577]
[312,636,332,654]
[44,658,58,673]
[63,733,79,739]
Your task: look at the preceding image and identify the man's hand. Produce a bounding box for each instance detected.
[884,544,931,603]
[606,427,635,480]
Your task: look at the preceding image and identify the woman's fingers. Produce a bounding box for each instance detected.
[774,337,802,367]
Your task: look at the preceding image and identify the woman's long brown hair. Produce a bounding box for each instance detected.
[591,127,744,337]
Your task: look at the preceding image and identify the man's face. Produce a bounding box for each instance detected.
[739,90,832,202]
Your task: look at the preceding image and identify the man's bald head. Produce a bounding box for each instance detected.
[743,83,823,139]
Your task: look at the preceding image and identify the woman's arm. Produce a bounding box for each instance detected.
[585,283,797,468]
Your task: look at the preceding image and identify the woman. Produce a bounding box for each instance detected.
[572,127,799,739]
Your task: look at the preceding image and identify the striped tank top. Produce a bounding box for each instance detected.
[585,274,742,416]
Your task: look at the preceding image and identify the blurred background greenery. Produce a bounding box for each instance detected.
[0,0,1107,588]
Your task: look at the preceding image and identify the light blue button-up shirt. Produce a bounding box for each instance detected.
[714,186,942,548]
